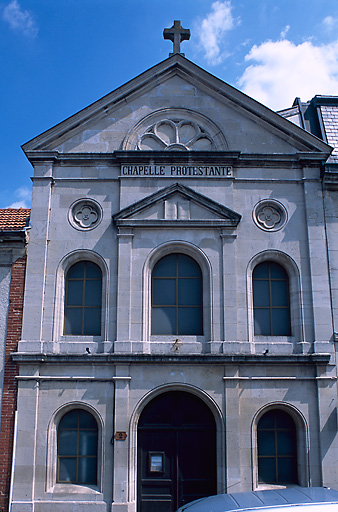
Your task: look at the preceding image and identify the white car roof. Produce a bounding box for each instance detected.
[177,487,338,512]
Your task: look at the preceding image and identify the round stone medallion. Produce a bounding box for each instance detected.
[69,199,103,231]
[253,199,287,232]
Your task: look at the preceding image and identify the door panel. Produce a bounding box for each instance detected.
[178,429,216,505]
[138,392,217,512]
[138,430,175,512]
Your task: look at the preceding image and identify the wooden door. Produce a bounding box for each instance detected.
[137,391,217,512]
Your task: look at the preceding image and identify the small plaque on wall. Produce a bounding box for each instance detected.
[115,431,128,441]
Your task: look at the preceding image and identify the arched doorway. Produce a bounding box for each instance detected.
[137,391,217,512]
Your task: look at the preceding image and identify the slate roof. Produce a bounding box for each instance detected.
[0,209,30,232]
[319,103,338,162]
[279,96,338,161]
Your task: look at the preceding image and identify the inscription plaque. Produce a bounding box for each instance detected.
[120,164,233,177]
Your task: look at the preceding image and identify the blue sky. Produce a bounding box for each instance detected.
[2,0,338,208]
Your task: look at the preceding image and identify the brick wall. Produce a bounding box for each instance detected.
[0,257,26,512]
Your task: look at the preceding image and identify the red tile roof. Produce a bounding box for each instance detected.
[0,209,30,231]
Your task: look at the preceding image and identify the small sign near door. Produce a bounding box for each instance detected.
[149,452,164,473]
[115,431,128,441]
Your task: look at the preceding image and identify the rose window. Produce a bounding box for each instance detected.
[253,200,287,232]
[257,206,281,229]
[137,119,215,151]
[69,199,102,231]
[74,205,98,228]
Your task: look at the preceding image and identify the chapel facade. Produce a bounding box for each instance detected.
[9,23,338,512]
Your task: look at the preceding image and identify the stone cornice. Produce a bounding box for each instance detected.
[12,352,331,365]
[24,150,329,169]
[322,164,338,189]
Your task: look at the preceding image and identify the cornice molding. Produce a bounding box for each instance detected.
[24,149,329,169]
[12,352,331,365]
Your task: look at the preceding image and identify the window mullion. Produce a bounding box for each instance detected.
[76,412,80,483]
[82,263,86,335]
[176,255,179,335]
[268,265,273,335]
[274,415,279,482]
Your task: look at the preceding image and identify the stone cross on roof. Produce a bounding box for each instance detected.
[163,20,190,56]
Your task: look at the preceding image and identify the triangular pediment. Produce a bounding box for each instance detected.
[113,182,241,229]
[22,54,331,159]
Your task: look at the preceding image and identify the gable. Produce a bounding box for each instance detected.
[22,55,332,158]
[113,182,241,229]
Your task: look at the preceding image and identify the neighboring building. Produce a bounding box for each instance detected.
[0,208,29,512]
[9,23,338,512]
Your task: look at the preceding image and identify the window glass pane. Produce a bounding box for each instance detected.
[78,457,97,484]
[271,309,291,335]
[276,411,295,429]
[254,309,270,335]
[59,410,78,429]
[152,307,176,334]
[79,410,97,429]
[66,281,83,306]
[58,410,98,485]
[178,279,202,306]
[84,308,101,335]
[258,458,276,484]
[79,431,98,456]
[270,262,288,279]
[67,262,85,279]
[258,411,274,428]
[277,431,296,455]
[152,253,203,335]
[58,430,78,455]
[253,262,269,279]
[253,281,270,307]
[85,280,102,307]
[153,279,176,305]
[258,430,275,456]
[178,254,201,277]
[58,457,76,482]
[258,409,297,485]
[277,457,297,483]
[153,254,177,277]
[271,281,288,307]
[85,262,101,279]
[178,307,203,335]
[64,308,83,335]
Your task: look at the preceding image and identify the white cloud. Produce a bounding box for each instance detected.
[237,39,338,110]
[7,186,31,208]
[2,0,38,38]
[280,25,290,39]
[198,1,236,65]
[322,15,338,32]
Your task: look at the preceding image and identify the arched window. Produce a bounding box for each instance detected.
[57,409,98,485]
[253,261,290,335]
[64,261,102,335]
[257,409,298,485]
[151,253,203,335]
